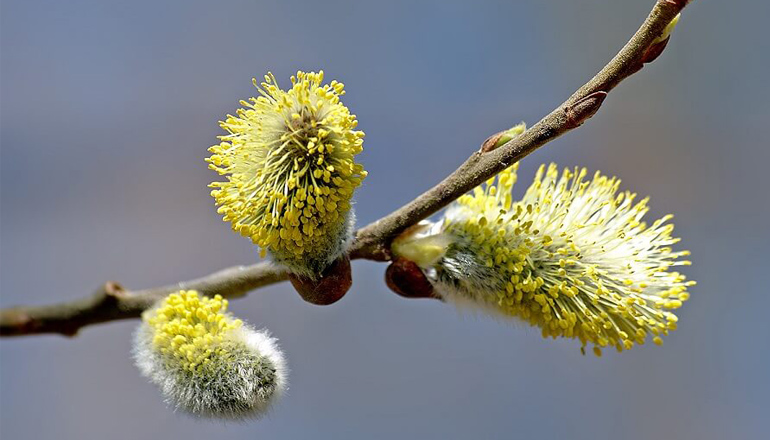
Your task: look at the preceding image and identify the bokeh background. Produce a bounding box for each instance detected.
[2,0,768,439]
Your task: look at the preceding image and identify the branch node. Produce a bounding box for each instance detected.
[102,281,126,300]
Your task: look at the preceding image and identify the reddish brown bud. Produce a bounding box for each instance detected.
[565,91,608,129]
[480,122,526,153]
[641,37,670,64]
[481,131,506,153]
[385,257,438,300]
[289,256,352,305]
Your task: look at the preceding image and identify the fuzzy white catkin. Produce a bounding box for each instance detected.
[132,291,287,419]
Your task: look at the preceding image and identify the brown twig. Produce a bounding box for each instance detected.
[0,263,287,337]
[0,0,691,337]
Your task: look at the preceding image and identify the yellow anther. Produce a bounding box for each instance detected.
[143,291,241,371]
[209,72,366,262]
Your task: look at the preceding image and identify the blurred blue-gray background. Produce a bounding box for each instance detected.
[2,1,768,439]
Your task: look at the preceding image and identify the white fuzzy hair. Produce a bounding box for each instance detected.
[133,323,288,420]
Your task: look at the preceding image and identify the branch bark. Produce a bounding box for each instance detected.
[0,0,691,337]
[0,263,287,336]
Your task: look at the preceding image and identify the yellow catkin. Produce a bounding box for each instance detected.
[396,163,695,355]
[208,71,366,261]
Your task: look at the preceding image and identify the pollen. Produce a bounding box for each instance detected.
[396,163,694,355]
[208,71,366,266]
[143,290,242,372]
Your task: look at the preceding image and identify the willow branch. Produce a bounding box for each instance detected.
[0,263,287,337]
[350,0,689,260]
[0,0,691,338]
